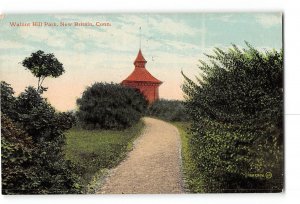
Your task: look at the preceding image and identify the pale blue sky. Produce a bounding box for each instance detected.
[0,13,282,110]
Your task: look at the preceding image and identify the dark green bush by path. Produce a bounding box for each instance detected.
[76,82,147,130]
[1,82,82,194]
[147,99,190,122]
[182,43,283,192]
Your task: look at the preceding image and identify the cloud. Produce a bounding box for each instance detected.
[2,14,206,57]
[120,14,204,37]
[207,14,237,23]
[17,26,68,48]
[0,40,37,52]
[149,17,202,36]
[164,39,201,51]
[73,42,85,51]
[69,14,204,54]
[255,13,282,28]
[0,40,24,49]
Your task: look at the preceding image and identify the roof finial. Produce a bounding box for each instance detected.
[139,26,141,50]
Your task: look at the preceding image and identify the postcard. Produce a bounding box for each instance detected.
[0,13,283,194]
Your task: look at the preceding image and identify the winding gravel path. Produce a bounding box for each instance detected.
[98,117,183,194]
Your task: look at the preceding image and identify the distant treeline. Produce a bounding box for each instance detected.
[146,99,190,122]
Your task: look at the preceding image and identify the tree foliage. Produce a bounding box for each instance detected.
[22,50,64,92]
[1,81,16,117]
[182,43,283,192]
[77,82,147,130]
[1,82,82,194]
[1,115,35,194]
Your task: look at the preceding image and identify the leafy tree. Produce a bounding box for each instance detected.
[1,81,16,117]
[14,87,81,194]
[182,43,283,192]
[1,82,82,194]
[77,82,147,129]
[22,50,64,92]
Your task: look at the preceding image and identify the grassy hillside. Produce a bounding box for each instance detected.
[64,121,145,193]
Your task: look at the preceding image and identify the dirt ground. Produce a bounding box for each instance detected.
[98,117,183,194]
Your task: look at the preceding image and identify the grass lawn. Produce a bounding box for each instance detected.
[64,121,145,193]
[172,122,204,193]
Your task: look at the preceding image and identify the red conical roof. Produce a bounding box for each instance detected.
[122,67,162,83]
[122,49,162,84]
[134,49,147,64]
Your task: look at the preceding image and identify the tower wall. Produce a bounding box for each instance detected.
[122,82,159,104]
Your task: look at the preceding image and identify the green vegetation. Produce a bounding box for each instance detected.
[147,99,189,122]
[2,58,148,194]
[64,121,145,193]
[172,122,204,193]
[1,82,81,194]
[1,50,80,194]
[77,82,147,130]
[1,115,35,194]
[22,50,64,92]
[182,43,283,192]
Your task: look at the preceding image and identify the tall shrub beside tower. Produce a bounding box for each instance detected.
[76,82,147,130]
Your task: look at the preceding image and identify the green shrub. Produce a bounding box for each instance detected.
[182,43,283,192]
[1,82,82,194]
[147,99,190,122]
[1,81,16,117]
[76,82,147,130]
[1,115,36,194]
[190,120,282,192]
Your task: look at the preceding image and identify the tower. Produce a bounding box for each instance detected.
[121,49,162,104]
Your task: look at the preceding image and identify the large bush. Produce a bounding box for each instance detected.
[76,82,147,129]
[1,81,16,117]
[1,82,82,194]
[1,115,36,194]
[182,43,283,192]
[147,99,189,122]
